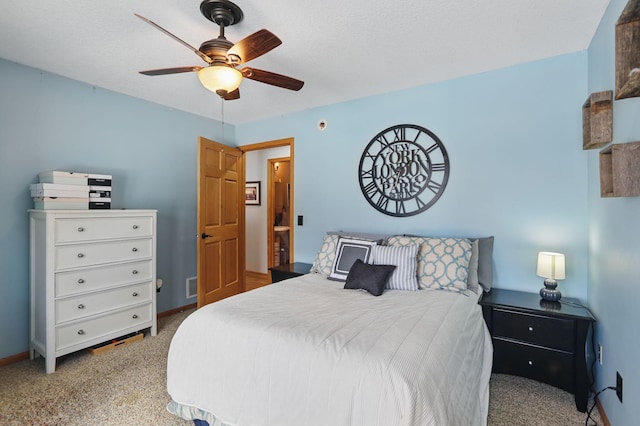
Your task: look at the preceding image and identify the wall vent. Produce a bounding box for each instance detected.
[186,276,197,299]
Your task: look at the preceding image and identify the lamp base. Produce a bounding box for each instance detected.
[540,279,562,302]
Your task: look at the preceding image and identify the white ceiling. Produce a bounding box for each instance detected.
[0,0,609,125]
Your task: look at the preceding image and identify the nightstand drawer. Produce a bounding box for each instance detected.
[493,338,575,394]
[493,309,575,352]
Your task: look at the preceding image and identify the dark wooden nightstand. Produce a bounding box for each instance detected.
[268,262,312,283]
[479,288,596,412]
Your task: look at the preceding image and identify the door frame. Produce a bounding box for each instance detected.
[238,137,295,268]
[268,156,291,268]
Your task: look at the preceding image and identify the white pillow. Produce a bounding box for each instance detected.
[371,244,419,291]
[328,237,378,281]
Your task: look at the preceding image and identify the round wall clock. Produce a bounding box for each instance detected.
[358,124,449,217]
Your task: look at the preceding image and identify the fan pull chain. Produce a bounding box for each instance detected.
[220,99,225,143]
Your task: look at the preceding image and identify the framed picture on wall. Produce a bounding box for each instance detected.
[245,181,261,205]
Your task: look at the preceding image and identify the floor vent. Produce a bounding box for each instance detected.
[186,276,197,299]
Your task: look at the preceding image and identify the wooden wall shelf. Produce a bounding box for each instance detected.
[599,141,640,197]
[615,0,640,100]
[582,91,613,149]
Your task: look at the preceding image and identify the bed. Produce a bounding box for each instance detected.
[166,234,494,426]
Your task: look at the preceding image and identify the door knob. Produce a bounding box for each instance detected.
[201,233,213,239]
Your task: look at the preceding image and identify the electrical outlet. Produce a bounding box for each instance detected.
[616,372,623,403]
[598,344,603,365]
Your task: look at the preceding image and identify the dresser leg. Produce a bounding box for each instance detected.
[45,357,56,374]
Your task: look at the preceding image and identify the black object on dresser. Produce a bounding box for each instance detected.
[480,288,596,412]
[269,262,312,283]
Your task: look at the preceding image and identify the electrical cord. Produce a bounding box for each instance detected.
[585,321,600,425]
[585,386,616,426]
[552,300,604,425]
[557,304,601,426]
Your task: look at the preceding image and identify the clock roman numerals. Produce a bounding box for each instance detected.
[359,124,449,217]
[376,195,389,211]
[362,180,378,197]
[393,127,406,142]
[431,163,446,172]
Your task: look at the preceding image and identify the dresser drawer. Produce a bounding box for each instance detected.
[493,309,575,352]
[55,216,153,243]
[55,238,153,270]
[56,303,152,350]
[55,282,152,323]
[493,338,575,393]
[55,260,153,297]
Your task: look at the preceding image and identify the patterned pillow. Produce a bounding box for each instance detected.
[371,244,419,291]
[328,237,378,281]
[310,234,339,275]
[387,236,473,293]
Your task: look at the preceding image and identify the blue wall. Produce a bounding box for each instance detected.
[587,0,640,424]
[237,52,590,301]
[2,50,596,376]
[0,58,230,358]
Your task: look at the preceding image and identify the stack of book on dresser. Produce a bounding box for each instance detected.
[30,171,112,210]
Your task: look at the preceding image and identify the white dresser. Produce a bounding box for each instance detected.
[29,209,157,373]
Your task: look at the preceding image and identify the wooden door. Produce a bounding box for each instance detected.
[197,137,245,308]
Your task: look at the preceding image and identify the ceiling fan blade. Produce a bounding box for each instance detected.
[139,66,203,76]
[241,68,304,91]
[222,88,240,100]
[134,13,213,64]
[227,29,282,64]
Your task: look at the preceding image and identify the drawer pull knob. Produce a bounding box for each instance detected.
[132,314,139,319]
[528,326,534,332]
[78,304,85,309]
[132,270,139,275]
[528,360,533,366]
[132,247,138,252]
[77,227,85,232]
[77,278,85,284]
[77,253,85,258]
[133,225,139,229]
[77,330,85,335]
[132,292,139,297]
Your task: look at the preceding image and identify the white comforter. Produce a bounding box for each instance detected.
[167,273,493,426]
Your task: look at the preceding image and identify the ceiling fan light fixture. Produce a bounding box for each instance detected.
[197,66,242,95]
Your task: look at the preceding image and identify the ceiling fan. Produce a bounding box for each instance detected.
[135,0,304,100]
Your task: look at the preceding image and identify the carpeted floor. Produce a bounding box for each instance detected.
[0,309,602,425]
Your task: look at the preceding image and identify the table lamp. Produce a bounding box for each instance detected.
[537,252,565,302]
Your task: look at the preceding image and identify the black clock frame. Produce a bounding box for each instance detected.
[358,124,450,217]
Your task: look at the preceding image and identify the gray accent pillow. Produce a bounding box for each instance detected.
[327,231,391,243]
[467,239,480,293]
[344,259,396,296]
[471,236,494,292]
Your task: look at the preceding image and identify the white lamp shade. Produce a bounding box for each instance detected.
[536,252,565,280]
[197,66,242,94]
